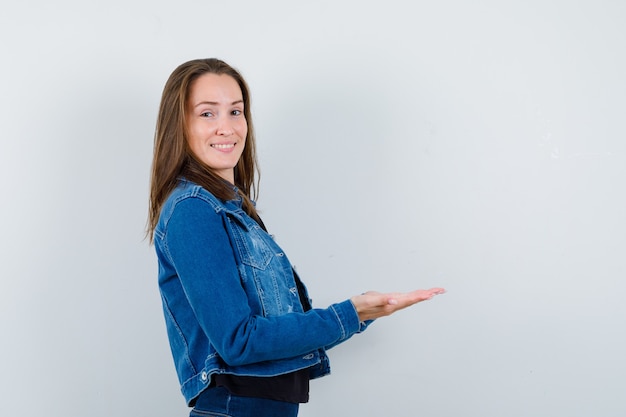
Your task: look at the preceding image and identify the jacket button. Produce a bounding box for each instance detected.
[201,371,208,382]
[303,353,314,360]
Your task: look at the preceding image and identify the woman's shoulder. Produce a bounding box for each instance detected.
[169,179,222,203]
[159,180,224,221]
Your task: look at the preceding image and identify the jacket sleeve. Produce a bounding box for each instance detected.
[324,319,373,351]
[162,196,364,367]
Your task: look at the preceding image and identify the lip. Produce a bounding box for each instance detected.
[210,142,237,152]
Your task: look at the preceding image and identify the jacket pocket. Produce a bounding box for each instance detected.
[226,216,273,270]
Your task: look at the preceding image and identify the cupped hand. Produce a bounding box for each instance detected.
[350,288,446,322]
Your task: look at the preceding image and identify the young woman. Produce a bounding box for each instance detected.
[147,58,445,417]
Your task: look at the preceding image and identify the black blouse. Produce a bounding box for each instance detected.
[213,264,313,403]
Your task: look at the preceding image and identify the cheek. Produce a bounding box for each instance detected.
[185,121,197,145]
[239,119,249,137]
[186,131,206,158]
[186,132,200,152]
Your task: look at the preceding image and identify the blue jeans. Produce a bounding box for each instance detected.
[190,387,299,417]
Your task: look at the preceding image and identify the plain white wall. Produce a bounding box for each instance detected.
[2,1,625,416]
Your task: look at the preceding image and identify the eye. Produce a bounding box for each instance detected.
[200,111,213,118]
[231,109,243,116]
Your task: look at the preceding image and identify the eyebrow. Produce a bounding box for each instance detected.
[193,100,244,108]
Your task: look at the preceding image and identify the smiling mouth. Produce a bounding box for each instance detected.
[211,143,235,149]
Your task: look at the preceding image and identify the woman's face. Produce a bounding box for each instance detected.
[186,73,247,183]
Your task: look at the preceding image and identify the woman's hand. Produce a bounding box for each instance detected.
[350,288,446,322]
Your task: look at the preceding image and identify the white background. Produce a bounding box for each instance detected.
[2,1,625,416]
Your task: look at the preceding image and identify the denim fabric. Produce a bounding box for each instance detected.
[190,386,299,417]
[155,180,370,406]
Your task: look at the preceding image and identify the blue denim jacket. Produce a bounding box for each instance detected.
[154,180,370,405]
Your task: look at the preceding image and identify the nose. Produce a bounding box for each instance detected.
[216,117,233,136]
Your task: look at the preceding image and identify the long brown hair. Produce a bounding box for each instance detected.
[147,58,259,242]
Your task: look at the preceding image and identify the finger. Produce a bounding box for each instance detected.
[399,289,441,304]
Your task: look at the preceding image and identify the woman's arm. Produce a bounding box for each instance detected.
[163,197,445,366]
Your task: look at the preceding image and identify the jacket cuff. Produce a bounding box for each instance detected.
[330,299,367,341]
